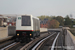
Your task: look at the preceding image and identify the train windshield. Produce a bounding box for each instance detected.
[22,16,31,26]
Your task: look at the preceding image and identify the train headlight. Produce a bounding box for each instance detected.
[17,34,19,36]
[30,34,32,36]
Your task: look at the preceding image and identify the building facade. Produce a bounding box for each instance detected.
[40,18,50,28]
[0,15,7,26]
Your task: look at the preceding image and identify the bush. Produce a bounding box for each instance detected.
[69,29,75,36]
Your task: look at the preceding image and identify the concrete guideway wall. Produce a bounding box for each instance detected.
[0,27,8,39]
[0,26,16,39]
[65,30,75,50]
[40,28,47,32]
[8,26,16,36]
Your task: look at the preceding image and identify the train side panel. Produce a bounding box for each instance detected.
[33,17,40,37]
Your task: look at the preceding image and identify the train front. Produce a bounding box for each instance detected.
[16,15,33,42]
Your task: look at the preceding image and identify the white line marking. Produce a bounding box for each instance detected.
[32,33,56,50]
[0,42,16,50]
[51,32,60,50]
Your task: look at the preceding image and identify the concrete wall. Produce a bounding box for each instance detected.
[0,27,8,39]
[0,26,16,39]
[65,30,75,50]
[8,26,16,36]
[40,28,47,32]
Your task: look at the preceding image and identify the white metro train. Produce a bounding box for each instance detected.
[16,15,40,42]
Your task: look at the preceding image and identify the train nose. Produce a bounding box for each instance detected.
[17,34,19,36]
[22,33,26,36]
[30,34,32,36]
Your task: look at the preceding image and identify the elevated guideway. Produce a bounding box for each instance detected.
[48,28,62,33]
[1,27,73,50]
[0,26,13,43]
[62,27,75,50]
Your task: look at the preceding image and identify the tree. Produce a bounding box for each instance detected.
[49,19,60,28]
[45,16,52,20]
[38,15,46,20]
[55,16,64,26]
[38,15,56,21]
[64,15,72,25]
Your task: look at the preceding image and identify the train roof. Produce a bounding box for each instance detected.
[0,16,8,18]
[17,14,39,20]
[32,17,39,20]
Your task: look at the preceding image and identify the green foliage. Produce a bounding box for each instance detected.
[73,23,75,25]
[38,15,55,21]
[50,16,56,20]
[55,16,64,26]
[49,19,60,28]
[45,16,52,20]
[38,15,45,20]
[69,29,75,36]
[64,15,72,25]
[38,15,75,28]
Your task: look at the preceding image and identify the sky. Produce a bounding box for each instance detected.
[0,0,75,18]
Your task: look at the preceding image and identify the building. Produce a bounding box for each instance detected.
[7,17,16,26]
[0,15,7,26]
[0,14,16,26]
[0,18,3,26]
[40,18,50,28]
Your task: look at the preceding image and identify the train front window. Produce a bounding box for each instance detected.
[22,16,31,26]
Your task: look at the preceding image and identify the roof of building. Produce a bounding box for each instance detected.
[0,15,8,18]
[40,19,48,24]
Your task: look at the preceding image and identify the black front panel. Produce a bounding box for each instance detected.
[16,31,33,38]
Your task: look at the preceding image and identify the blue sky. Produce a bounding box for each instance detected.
[0,0,75,17]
